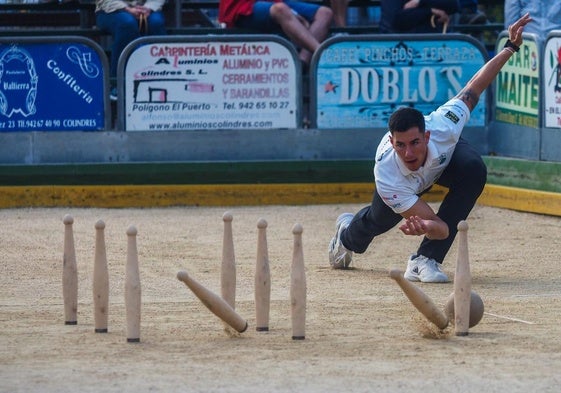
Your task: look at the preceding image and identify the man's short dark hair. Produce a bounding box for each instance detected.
[388,107,425,134]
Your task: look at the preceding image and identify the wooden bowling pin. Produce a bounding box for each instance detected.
[255,218,271,332]
[389,269,449,330]
[62,214,78,325]
[125,225,141,343]
[93,219,109,333]
[290,224,306,340]
[221,212,236,309]
[177,270,248,333]
[454,220,471,336]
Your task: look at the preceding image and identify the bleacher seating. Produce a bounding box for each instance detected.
[0,0,504,37]
[0,0,508,72]
[0,0,97,34]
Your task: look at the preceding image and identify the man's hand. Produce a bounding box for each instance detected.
[399,199,449,240]
[430,8,449,25]
[399,216,431,237]
[125,6,152,19]
[508,13,531,47]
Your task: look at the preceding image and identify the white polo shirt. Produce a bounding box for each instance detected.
[374,98,470,214]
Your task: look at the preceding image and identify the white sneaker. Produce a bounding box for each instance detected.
[404,254,449,283]
[328,213,354,269]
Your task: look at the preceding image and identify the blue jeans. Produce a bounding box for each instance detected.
[96,10,167,78]
[340,138,487,264]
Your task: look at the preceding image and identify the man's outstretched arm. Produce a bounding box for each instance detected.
[456,13,532,112]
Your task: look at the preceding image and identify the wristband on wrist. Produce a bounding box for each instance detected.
[504,39,520,52]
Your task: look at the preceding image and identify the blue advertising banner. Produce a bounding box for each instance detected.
[0,37,109,132]
[311,34,488,129]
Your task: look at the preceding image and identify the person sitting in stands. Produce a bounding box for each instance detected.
[218,0,333,67]
[505,0,561,44]
[380,0,460,34]
[458,0,487,25]
[96,0,167,100]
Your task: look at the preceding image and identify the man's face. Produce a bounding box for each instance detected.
[389,127,430,171]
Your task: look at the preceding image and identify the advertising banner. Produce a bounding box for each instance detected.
[0,37,108,132]
[543,33,561,129]
[312,35,488,129]
[495,34,540,128]
[121,36,301,131]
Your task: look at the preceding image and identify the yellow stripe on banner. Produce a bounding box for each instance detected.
[0,183,560,216]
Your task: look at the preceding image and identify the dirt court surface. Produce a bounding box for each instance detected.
[1,203,560,392]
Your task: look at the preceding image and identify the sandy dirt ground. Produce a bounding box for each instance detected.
[1,203,560,392]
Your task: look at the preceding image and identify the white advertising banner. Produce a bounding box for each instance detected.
[121,36,300,131]
[543,33,561,129]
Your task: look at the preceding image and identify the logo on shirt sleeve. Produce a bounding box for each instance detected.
[444,110,460,124]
